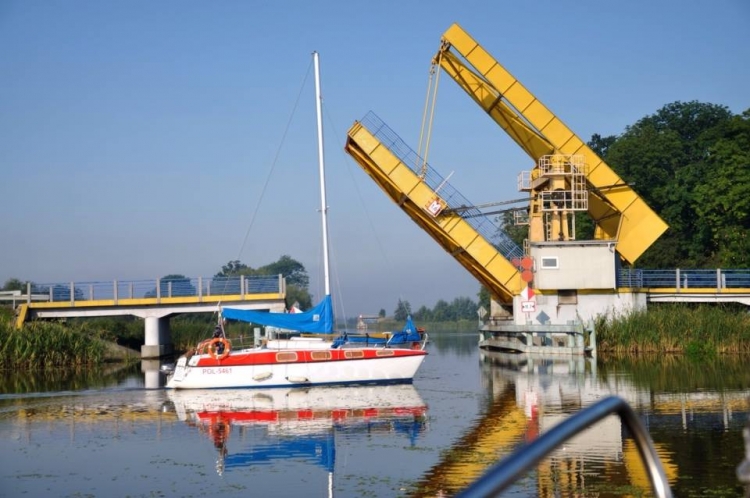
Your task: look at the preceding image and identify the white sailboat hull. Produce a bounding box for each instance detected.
[166,349,427,390]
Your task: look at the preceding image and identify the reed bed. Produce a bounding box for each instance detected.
[0,316,107,369]
[595,304,750,355]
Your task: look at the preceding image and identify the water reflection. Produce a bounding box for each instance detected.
[2,333,747,497]
[0,361,144,394]
[164,385,428,478]
[412,351,749,497]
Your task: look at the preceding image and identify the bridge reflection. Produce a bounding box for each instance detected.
[410,352,747,497]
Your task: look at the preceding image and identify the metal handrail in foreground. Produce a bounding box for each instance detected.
[457,396,673,498]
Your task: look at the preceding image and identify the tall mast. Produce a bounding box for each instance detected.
[313,51,331,297]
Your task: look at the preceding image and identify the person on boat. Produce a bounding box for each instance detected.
[213,323,226,355]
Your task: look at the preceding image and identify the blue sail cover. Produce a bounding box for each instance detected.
[222,295,334,334]
[388,315,422,344]
[336,315,422,346]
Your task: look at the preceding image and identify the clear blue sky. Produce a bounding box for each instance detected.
[1,1,748,317]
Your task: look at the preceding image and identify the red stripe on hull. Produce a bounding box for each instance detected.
[195,348,427,368]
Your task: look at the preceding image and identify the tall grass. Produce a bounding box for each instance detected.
[595,304,750,355]
[0,315,107,369]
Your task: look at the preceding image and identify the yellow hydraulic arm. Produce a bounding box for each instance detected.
[437,23,667,264]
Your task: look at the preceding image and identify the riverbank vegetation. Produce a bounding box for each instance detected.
[595,304,750,356]
[0,311,108,369]
[0,308,248,369]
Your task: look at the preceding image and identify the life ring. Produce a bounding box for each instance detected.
[208,337,231,360]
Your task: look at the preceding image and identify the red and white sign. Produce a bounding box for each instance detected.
[521,286,535,301]
[425,197,446,217]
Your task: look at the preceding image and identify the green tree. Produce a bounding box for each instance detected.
[378,308,386,318]
[605,101,739,268]
[588,133,617,158]
[217,256,309,287]
[431,299,450,321]
[216,260,250,277]
[478,286,490,312]
[285,285,312,310]
[413,305,430,321]
[2,278,25,291]
[693,110,750,266]
[450,296,478,320]
[145,274,196,298]
[260,255,310,288]
[394,299,411,321]
[216,256,313,310]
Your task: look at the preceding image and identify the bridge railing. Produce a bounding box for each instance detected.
[619,269,750,289]
[24,275,285,304]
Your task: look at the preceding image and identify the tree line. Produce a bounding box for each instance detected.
[393,296,479,322]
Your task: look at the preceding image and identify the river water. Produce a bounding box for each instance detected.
[1,332,748,497]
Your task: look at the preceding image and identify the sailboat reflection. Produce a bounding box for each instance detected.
[165,384,428,476]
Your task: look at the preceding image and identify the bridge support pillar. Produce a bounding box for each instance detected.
[142,316,174,359]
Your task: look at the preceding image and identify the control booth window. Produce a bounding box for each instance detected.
[541,256,559,269]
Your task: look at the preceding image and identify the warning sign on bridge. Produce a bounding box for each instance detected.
[521,286,535,301]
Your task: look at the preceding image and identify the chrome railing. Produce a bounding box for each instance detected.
[457,396,673,498]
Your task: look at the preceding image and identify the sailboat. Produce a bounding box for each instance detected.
[165,52,428,390]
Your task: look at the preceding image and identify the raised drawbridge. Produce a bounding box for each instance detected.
[346,112,524,304]
[345,23,668,306]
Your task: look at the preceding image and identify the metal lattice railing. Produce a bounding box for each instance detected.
[360,112,524,262]
[18,275,283,303]
[618,269,750,289]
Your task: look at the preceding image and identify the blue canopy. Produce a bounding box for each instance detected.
[222,295,334,334]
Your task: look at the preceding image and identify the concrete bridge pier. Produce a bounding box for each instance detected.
[142,315,174,359]
[142,360,165,389]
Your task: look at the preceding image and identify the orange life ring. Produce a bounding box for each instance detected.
[208,337,231,360]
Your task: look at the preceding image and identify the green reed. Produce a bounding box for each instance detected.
[595,304,750,354]
[0,316,107,369]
